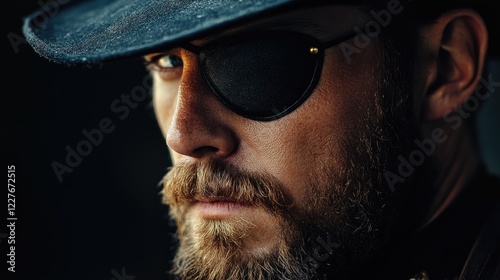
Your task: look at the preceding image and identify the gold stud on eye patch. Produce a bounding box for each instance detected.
[309,47,319,55]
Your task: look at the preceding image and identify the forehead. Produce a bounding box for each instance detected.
[192,5,364,46]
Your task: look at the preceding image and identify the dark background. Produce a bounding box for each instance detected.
[5,1,176,280]
[3,1,500,280]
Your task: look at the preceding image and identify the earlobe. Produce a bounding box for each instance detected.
[421,10,488,121]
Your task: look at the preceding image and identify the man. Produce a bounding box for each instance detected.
[22,0,499,279]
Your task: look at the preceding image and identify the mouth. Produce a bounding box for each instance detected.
[193,195,251,219]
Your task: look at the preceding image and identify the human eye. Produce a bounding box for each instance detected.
[144,53,183,80]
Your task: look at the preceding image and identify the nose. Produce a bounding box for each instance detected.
[165,54,238,160]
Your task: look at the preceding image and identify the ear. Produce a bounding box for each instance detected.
[419,9,488,121]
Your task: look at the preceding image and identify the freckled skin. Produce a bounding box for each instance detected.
[151,6,381,251]
[150,4,489,266]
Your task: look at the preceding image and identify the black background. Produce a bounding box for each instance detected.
[3,1,500,280]
[5,1,176,280]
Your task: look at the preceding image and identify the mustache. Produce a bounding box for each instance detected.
[161,160,293,214]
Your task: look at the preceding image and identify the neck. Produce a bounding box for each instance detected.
[417,123,480,229]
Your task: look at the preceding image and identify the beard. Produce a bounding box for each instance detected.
[162,159,309,279]
[161,42,415,280]
[161,107,412,280]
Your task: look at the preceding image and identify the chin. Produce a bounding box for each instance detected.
[190,205,283,256]
[170,207,312,280]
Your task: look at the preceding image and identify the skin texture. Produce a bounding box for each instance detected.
[146,4,488,279]
[151,4,375,226]
[413,9,488,224]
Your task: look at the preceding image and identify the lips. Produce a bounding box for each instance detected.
[193,195,250,219]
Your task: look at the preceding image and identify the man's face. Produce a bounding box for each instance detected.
[149,5,413,279]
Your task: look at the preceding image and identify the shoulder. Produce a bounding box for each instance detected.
[459,170,500,280]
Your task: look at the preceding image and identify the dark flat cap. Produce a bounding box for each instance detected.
[22,0,316,64]
[23,0,485,65]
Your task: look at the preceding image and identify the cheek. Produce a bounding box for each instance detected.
[241,47,380,205]
[152,74,180,135]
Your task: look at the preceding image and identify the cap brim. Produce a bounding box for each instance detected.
[22,0,308,65]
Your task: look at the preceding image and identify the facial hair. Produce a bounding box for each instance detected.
[160,34,415,279]
[161,115,404,280]
[162,159,312,279]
